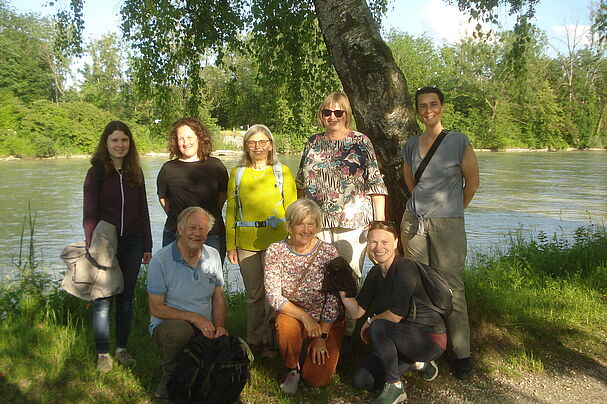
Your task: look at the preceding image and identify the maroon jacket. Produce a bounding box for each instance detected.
[83,165,152,252]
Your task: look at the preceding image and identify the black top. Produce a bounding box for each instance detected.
[156,157,229,235]
[357,256,446,333]
[83,165,152,251]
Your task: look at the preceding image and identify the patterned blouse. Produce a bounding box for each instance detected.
[264,239,340,323]
[296,131,388,229]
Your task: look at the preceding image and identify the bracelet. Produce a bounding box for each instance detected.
[367,317,372,325]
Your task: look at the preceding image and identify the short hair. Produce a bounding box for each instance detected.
[285,198,322,230]
[414,86,445,110]
[177,206,216,231]
[367,220,399,240]
[239,124,278,166]
[168,117,213,161]
[317,92,353,129]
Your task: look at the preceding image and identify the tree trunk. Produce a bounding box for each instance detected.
[312,0,419,226]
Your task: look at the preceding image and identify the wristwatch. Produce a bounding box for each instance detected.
[320,332,328,339]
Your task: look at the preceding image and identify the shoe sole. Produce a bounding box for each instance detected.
[421,362,439,381]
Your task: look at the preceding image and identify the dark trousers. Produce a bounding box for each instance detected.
[92,232,143,354]
[354,319,444,389]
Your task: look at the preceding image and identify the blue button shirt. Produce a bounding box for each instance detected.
[147,241,224,335]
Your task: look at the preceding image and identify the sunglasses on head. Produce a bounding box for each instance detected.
[321,109,346,118]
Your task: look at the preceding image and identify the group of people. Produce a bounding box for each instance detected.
[82,86,479,404]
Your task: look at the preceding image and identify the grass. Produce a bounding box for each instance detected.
[0,217,606,403]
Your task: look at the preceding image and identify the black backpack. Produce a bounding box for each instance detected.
[168,334,252,404]
[411,261,453,318]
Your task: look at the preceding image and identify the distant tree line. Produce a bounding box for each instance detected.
[0,0,605,158]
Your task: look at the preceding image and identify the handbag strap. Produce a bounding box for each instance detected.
[285,240,322,301]
[414,129,448,184]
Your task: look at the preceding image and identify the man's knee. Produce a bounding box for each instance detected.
[154,319,195,354]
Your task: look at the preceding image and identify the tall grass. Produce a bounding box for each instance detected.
[0,218,606,402]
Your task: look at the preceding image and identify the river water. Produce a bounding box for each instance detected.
[1,152,605,287]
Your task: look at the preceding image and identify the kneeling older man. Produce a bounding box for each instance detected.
[147,206,228,399]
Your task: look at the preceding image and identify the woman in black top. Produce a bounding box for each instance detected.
[339,221,446,404]
[157,118,229,261]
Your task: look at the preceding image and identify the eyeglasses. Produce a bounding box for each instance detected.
[246,139,270,148]
[321,109,346,118]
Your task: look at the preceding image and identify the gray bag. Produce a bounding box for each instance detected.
[60,220,123,301]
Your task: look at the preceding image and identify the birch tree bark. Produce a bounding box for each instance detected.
[313,0,419,224]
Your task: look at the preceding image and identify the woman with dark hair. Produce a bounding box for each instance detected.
[338,221,446,404]
[83,120,152,371]
[226,124,297,356]
[156,117,229,260]
[401,86,479,379]
[296,92,388,347]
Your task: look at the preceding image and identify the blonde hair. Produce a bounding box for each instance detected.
[285,198,322,231]
[239,124,278,166]
[317,92,352,129]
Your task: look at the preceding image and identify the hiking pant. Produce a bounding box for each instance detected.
[400,212,470,359]
[355,319,445,389]
[92,232,143,354]
[152,319,196,374]
[275,312,345,387]
[318,227,366,336]
[237,248,274,347]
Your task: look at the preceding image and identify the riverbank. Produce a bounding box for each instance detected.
[1,147,606,161]
[1,225,605,402]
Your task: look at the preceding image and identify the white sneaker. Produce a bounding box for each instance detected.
[280,369,301,395]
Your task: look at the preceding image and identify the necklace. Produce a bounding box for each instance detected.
[289,238,317,255]
[250,166,268,180]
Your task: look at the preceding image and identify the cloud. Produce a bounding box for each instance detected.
[550,24,593,49]
[419,0,484,43]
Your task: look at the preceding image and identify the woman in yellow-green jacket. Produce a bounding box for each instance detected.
[226,124,297,356]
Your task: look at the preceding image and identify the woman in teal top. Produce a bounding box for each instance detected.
[226,124,297,356]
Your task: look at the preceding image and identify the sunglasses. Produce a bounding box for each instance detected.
[246,139,270,148]
[321,109,346,118]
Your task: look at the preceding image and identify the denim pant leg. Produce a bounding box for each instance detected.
[115,232,144,349]
[205,234,226,266]
[368,319,445,383]
[93,297,112,354]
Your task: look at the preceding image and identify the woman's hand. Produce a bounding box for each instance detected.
[300,313,322,338]
[142,252,152,265]
[360,319,370,344]
[308,337,329,365]
[227,249,239,265]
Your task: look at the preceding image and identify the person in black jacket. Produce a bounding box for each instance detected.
[83,120,152,372]
[337,221,446,404]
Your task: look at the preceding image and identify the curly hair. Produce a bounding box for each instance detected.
[168,117,213,161]
[90,121,142,187]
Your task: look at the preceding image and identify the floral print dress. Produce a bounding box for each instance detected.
[296,131,388,229]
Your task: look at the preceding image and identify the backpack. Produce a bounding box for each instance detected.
[233,162,285,229]
[168,334,252,404]
[411,261,453,318]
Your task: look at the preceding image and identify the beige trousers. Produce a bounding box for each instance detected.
[237,248,275,347]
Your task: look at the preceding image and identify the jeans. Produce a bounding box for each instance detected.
[163,227,226,265]
[92,232,143,354]
[353,319,445,388]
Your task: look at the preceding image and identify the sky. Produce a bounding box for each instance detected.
[10,0,596,57]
